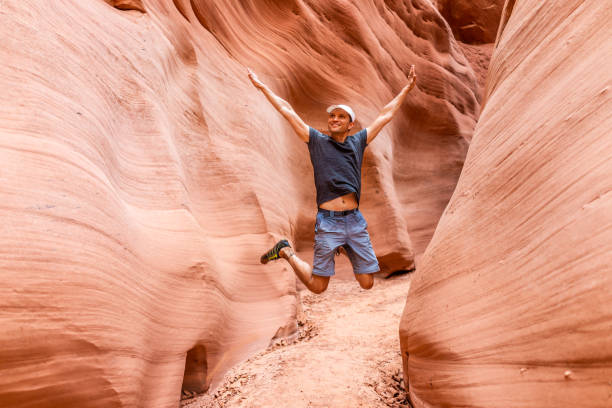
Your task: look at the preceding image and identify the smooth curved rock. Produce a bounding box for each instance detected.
[400,0,612,407]
[0,0,479,406]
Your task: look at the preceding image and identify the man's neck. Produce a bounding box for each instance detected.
[329,131,349,143]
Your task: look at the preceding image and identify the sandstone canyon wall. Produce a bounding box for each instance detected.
[434,0,505,44]
[0,0,480,406]
[433,0,504,101]
[400,0,612,407]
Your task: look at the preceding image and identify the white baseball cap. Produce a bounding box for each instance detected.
[326,104,355,122]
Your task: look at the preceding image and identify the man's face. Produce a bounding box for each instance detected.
[327,109,354,134]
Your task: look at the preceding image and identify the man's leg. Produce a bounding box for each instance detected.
[354,272,374,290]
[338,246,373,289]
[346,211,379,290]
[279,247,330,294]
[260,239,330,294]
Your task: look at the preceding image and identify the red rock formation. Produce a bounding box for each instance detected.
[0,0,479,406]
[432,0,503,101]
[400,0,612,407]
[434,0,505,44]
[457,42,494,102]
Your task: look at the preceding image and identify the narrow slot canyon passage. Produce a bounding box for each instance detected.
[180,274,413,408]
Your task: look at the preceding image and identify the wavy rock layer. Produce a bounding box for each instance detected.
[0,0,479,406]
[400,1,612,407]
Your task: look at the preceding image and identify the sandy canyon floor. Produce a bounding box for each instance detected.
[181,273,413,408]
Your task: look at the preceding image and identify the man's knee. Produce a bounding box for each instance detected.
[311,285,327,294]
[310,275,330,294]
[359,279,374,290]
[355,273,374,290]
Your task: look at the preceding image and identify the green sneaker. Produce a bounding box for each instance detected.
[260,239,291,264]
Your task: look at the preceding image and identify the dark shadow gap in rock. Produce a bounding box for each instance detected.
[182,344,209,396]
[104,0,146,13]
[385,268,416,279]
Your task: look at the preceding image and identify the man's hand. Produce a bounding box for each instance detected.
[397,65,417,96]
[405,65,417,92]
[247,68,265,90]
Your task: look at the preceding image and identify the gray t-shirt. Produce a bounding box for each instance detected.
[307,127,368,207]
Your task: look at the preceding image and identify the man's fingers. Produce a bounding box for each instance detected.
[403,65,416,91]
[247,69,264,89]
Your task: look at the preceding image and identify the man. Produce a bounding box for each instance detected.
[248,66,417,294]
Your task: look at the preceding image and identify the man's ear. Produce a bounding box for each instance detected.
[348,121,355,130]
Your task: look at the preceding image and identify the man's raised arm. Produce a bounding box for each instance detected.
[247,68,309,142]
[366,65,417,144]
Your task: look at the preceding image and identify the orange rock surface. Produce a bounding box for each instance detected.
[0,0,479,406]
[400,0,612,407]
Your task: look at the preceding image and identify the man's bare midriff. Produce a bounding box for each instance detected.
[319,192,358,211]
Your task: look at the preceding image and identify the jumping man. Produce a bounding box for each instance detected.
[249,66,417,294]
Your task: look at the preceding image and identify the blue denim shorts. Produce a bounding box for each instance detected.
[312,209,380,277]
